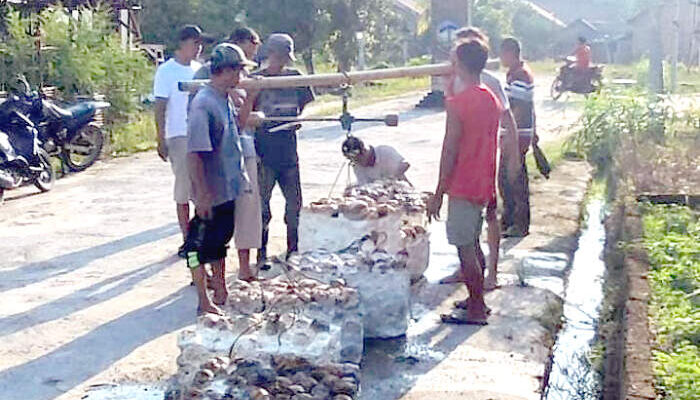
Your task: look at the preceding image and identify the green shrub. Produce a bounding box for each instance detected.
[643,205,700,400]
[564,90,683,173]
[0,4,153,119]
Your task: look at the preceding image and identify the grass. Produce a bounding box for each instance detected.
[526,137,569,181]
[107,112,156,156]
[642,204,700,400]
[307,76,430,117]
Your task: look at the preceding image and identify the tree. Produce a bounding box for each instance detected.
[0,4,153,118]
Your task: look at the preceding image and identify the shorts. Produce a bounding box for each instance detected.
[167,136,191,204]
[234,158,262,249]
[184,201,236,268]
[446,197,484,247]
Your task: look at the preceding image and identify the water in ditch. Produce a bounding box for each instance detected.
[544,199,607,400]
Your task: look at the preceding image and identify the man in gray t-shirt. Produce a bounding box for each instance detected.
[184,43,255,316]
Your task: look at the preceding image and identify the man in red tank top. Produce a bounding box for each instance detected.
[427,39,503,325]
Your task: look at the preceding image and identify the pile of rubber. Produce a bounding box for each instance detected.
[300,179,431,282]
[175,277,363,396]
[168,354,360,400]
[267,240,411,339]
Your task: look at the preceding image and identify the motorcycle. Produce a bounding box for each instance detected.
[14,76,109,172]
[0,95,55,202]
[550,56,604,101]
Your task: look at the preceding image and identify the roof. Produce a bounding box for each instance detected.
[518,0,566,28]
[393,0,423,16]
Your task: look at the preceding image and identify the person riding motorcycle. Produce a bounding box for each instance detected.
[565,37,593,89]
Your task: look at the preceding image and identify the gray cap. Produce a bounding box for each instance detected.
[265,33,297,61]
[210,43,257,71]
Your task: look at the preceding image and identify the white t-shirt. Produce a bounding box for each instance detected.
[153,58,202,139]
[353,145,406,185]
[452,70,510,110]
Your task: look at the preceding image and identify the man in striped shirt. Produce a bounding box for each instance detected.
[499,37,538,237]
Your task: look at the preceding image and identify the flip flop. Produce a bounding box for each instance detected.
[440,311,488,326]
[439,274,466,285]
[484,282,501,292]
[453,300,492,315]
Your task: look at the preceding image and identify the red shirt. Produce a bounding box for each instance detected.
[446,85,503,205]
[575,44,591,69]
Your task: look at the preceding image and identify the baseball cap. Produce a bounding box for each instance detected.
[265,33,297,61]
[210,43,257,71]
[178,25,215,44]
[228,27,261,45]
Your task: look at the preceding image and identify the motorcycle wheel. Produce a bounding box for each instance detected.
[61,124,104,172]
[551,77,565,101]
[34,148,55,192]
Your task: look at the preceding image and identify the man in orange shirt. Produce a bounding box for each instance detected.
[573,36,592,71]
[427,38,503,325]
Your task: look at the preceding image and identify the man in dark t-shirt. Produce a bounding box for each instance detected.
[244,33,314,262]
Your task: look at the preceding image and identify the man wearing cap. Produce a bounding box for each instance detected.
[244,33,314,263]
[191,27,263,280]
[154,25,203,258]
[184,43,256,315]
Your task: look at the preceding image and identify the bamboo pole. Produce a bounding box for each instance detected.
[179,63,453,92]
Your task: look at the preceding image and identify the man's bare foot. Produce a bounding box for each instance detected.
[453,298,492,315]
[237,272,257,282]
[439,271,466,284]
[238,264,258,282]
[212,286,228,306]
[197,302,223,316]
[484,275,499,291]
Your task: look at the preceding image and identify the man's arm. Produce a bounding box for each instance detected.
[188,152,214,219]
[427,111,462,221]
[155,98,168,161]
[501,109,520,183]
[436,112,462,196]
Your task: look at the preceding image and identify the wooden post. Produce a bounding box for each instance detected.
[179,63,453,92]
[417,0,469,108]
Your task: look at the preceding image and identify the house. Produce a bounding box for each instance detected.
[627,0,700,66]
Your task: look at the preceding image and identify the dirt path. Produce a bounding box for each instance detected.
[0,83,583,400]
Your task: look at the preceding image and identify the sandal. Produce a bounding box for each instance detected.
[440,310,488,326]
[453,299,492,315]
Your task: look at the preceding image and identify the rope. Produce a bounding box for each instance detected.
[328,161,348,198]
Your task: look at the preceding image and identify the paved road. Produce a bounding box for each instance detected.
[0,85,583,399]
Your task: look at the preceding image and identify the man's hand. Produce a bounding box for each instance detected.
[426,194,443,223]
[157,139,168,162]
[196,196,214,220]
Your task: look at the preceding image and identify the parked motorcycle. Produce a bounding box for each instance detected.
[14,76,109,172]
[550,56,604,101]
[0,96,55,202]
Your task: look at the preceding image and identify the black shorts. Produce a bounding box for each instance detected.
[184,201,236,268]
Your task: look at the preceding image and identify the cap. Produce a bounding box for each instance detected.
[178,25,215,44]
[210,43,257,71]
[229,27,261,45]
[265,33,296,61]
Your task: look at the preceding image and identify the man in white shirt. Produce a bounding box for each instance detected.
[153,25,203,257]
[341,136,410,185]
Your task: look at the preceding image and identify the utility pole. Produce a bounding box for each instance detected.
[670,0,681,92]
[467,0,473,26]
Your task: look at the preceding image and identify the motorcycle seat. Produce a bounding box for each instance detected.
[44,102,73,120]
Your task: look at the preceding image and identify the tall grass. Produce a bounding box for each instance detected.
[642,205,700,400]
[564,89,696,174]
